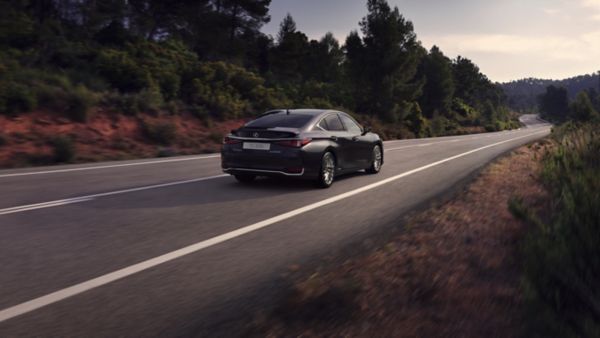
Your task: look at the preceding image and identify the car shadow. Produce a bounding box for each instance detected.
[89,171,371,211]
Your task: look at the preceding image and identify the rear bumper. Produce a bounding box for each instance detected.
[221,148,320,179]
[223,167,305,177]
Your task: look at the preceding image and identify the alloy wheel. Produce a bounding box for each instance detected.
[321,152,335,187]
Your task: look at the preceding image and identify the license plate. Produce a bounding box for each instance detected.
[243,142,270,151]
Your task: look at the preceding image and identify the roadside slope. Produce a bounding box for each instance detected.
[252,140,552,337]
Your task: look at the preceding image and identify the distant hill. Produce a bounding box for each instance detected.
[501,73,600,112]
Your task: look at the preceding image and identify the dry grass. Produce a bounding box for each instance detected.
[0,110,246,168]
[252,141,552,337]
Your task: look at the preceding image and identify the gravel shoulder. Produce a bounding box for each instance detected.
[250,140,552,337]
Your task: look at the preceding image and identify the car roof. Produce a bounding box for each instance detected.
[263,109,346,119]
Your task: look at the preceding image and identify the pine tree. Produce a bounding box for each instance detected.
[419,46,455,118]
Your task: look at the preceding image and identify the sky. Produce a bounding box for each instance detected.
[262,0,600,83]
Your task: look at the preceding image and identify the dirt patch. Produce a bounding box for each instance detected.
[251,141,551,337]
[0,110,246,168]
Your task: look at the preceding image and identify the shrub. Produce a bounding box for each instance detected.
[207,131,223,144]
[35,81,97,122]
[51,136,75,162]
[405,102,429,138]
[156,147,176,157]
[429,114,458,136]
[96,49,150,92]
[163,100,183,115]
[103,92,140,116]
[118,94,141,116]
[186,61,288,119]
[141,120,177,145]
[137,80,164,114]
[452,98,480,126]
[0,81,36,114]
[517,123,600,337]
[66,85,97,122]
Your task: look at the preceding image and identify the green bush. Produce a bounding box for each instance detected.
[405,102,429,138]
[103,86,164,116]
[483,121,508,132]
[129,39,197,99]
[429,114,458,136]
[186,61,290,119]
[141,120,177,145]
[0,81,36,114]
[103,92,139,116]
[137,80,164,114]
[52,136,75,163]
[207,131,223,144]
[518,123,600,337]
[66,85,97,122]
[96,49,150,92]
[35,81,97,122]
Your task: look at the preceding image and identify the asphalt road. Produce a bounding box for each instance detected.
[0,115,550,337]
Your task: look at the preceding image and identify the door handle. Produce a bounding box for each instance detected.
[330,136,338,141]
[352,136,359,141]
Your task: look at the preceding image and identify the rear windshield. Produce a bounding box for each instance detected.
[245,113,313,129]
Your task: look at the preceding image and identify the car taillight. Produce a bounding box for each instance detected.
[276,138,311,148]
[223,136,241,145]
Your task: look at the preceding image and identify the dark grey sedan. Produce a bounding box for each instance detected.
[221,109,383,188]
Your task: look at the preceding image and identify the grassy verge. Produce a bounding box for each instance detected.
[249,140,553,337]
[512,122,600,337]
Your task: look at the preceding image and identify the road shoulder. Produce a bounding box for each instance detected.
[249,139,552,337]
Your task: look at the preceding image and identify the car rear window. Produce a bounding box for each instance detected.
[245,113,313,128]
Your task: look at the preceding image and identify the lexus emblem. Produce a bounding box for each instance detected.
[253,132,260,138]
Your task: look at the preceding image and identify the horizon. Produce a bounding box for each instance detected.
[262,0,600,83]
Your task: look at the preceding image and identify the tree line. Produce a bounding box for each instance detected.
[0,0,518,138]
[502,73,600,113]
[538,85,600,123]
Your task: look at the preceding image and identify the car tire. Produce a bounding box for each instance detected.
[366,145,382,174]
[316,151,335,188]
[234,174,256,183]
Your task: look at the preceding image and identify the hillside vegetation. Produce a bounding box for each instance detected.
[509,122,600,337]
[0,0,518,166]
[507,75,600,336]
[502,73,600,113]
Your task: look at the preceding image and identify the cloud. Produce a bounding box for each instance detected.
[581,0,600,20]
[543,8,560,15]
[419,31,600,80]
[582,0,600,9]
[426,34,587,60]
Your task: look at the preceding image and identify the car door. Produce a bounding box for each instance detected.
[339,113,371,168]
[321,114,355,171]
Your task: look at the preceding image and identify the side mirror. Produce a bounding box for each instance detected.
[362,126,372,136]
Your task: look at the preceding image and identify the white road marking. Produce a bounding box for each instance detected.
[0,175,229,216]
[1,127,550,214]
[384,137,466,152]
[0,128,537,179]
[0,197,94,215]
[0,128,550,323]
[1,130,520,213]
[0,155,221,178]
[0,131,511,214]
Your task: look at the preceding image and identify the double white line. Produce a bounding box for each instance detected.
[0,175,228,216]
[0,155,221,178]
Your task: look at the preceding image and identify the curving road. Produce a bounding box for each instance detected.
[0,115,550,337]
